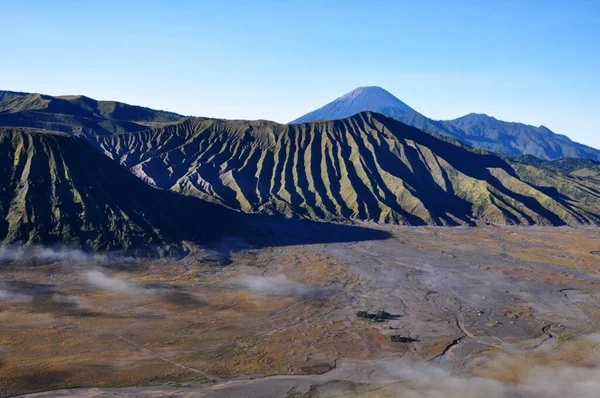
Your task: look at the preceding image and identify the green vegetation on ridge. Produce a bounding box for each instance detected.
[0,90,184,137]
[513,155,600,180]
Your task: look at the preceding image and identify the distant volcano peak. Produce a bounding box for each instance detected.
[290,86,416,124]
[341,86,395,98]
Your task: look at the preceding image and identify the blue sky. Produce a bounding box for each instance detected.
[1,0,599,148]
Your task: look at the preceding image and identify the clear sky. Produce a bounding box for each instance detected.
[1,0,599,148]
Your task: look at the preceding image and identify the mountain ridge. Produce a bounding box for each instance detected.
[95,111,600,227]
[3,88,598,161]
[0,90,185,137]
[0,90,184,122]
[1,89,599,230]
[292,87,600,161]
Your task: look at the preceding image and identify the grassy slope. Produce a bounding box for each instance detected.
[57,94,183,123]
[513,155,600,181]
[0,91,184,137]
[96,112,600,226]
[0,127,234,253]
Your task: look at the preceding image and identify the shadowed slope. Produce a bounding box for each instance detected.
[0,127,235,253]
[96,112,600,226]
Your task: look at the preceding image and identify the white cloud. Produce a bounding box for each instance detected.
[237,274,328,299]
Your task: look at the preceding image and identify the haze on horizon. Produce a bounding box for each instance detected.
[1,0,599,148]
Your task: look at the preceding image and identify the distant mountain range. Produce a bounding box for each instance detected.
[1,89,599,252]
[292,86,600,161]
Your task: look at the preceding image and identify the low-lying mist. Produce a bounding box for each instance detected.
[0,242,195,265]
[84,270,153,294]
[374,359,600,398]
[0,244,144,265]
[0,245,104,263]
[236,274,329,299]
[0,281,31,302]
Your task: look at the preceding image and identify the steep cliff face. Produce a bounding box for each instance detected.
[0,127,234,252]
